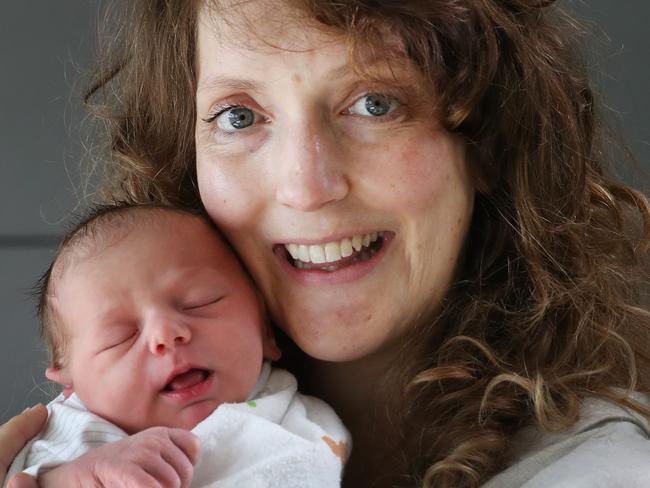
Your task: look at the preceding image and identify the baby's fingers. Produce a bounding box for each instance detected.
[159,429,200,488]
[130,427,199,488]
[139,456,186,488]
[167,428,201,466]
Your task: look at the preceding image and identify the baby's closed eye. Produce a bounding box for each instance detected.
[97,329,138,353]
[181,295,224,311]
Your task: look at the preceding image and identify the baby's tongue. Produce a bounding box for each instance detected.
[167,369,205,391]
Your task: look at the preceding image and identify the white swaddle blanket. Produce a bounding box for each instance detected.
[7,364,350,487]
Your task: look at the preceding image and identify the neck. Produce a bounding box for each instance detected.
[307,349,391,422]
[305,342,407,487]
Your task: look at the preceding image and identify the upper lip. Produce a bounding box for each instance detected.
[276,229,391,246]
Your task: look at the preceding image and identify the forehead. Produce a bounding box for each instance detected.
[56,211,232,284]
[196,4,343,93]
[195,1,409,80]
[198,0,336,52]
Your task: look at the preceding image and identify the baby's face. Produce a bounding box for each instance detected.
[50,212,279,433]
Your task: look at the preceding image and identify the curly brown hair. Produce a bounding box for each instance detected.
[85,1,650,486]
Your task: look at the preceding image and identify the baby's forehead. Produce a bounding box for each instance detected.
[61,209,183,257]
[53,207,229,285]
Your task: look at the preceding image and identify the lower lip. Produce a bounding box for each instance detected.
[161,371,214,404]
[275,233,394,285]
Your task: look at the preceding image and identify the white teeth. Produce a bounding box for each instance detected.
[309,245,326,264]
[352,235,362,252]
[287,243,299,260]
[284,232,384,265]
[324,242,341,262]
[340,238,353,258]
[298,245,310,262]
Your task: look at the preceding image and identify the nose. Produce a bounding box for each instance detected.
[275,118,350,211]
[144,312,191,356]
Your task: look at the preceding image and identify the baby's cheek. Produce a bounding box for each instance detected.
[78,363,145,429]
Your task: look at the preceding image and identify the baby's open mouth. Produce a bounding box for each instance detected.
[163,368,211,392]
[278,231,390,272]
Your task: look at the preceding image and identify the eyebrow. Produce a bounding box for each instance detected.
[93,306,126,326]
[326,47,411,79]
[163,267,227,293]
[197,76,264,93]
[326,63,354,82]
[196,51,412,94]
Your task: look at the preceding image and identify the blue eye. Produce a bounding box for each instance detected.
[348,93,398,117]
[215,106,257,132]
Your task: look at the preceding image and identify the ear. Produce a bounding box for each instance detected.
[45,366,74,397]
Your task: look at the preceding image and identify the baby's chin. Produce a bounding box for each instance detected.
[121,400,220,434]
[169,399,221,430]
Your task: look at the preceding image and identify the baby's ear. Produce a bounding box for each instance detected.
[45,367,74,397]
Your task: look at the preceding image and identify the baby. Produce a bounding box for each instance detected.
[7,204,349,488]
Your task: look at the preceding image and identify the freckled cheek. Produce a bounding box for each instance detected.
[197,159,260,231]
[359,140,452,212]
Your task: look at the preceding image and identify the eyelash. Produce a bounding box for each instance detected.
[183,296,224,311]
[201,91,406,134]
[101,331,137,353]
[202,104,250,124]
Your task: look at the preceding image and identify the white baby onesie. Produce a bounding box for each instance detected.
[7,363,350,488]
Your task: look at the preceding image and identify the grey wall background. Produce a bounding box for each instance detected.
[1,1,648,423]
[1,2,104,423]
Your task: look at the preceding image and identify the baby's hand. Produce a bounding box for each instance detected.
[38,426,200,488]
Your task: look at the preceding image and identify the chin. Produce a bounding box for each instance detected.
[289,322,393,363]
[177,400,219,429]
[266,277,412,364]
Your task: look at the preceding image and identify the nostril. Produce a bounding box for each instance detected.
[155,343,166,354]
[174,335,186,344]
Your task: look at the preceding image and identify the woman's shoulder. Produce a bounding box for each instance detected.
[482,393,650,488]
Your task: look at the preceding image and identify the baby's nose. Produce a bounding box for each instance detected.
[146,315,191,355]
[152,334,189,355]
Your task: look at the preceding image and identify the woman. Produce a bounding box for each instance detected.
[1,406,46,488]
[4,0,650,486]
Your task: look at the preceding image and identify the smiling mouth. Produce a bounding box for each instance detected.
[278,231,389,271]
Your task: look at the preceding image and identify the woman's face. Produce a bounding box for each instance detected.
[195,2,475,362]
